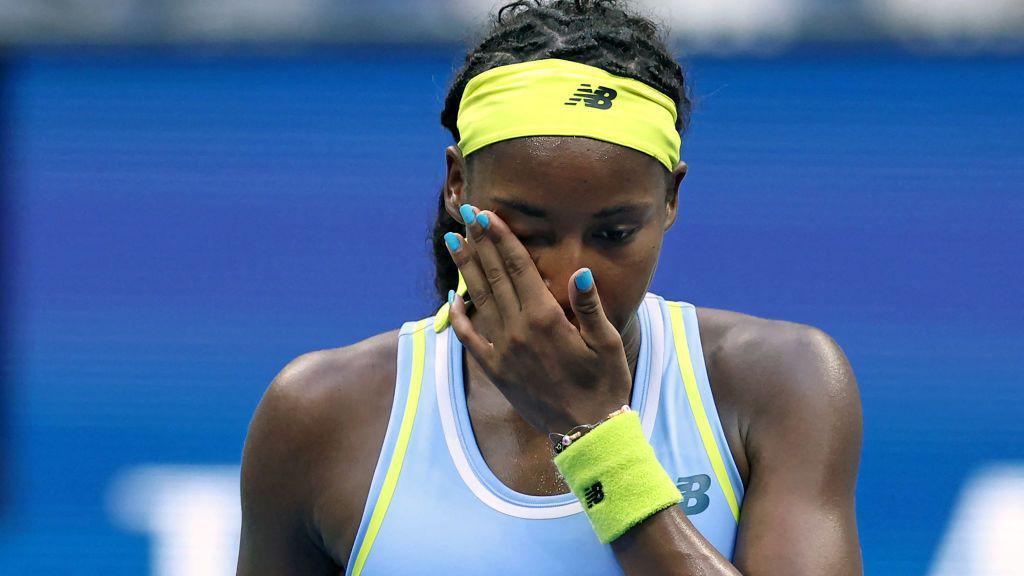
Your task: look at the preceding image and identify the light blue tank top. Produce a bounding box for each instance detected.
[345,292,745,575]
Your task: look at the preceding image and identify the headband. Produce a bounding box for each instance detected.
[456,58,681,172]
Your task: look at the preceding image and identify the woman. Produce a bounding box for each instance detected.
[237,1,863,574]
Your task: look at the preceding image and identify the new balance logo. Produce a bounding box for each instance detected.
[584,481,605,508]
[675,474,711,516]
[564,84,617,109]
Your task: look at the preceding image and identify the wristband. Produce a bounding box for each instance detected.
[553,410,682,544]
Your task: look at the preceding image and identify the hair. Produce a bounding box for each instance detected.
[428,0,692,305]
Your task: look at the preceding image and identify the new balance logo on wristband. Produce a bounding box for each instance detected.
[675,474,712,516]
[564,84,617,109]
[584,481,605,508]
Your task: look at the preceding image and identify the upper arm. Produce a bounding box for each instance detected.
[731,324,863,575]
[236,352,342,576]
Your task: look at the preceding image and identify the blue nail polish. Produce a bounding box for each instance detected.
[477,212,490,230]
[444,232,461,252]
[448,289,455,305]
[575,268,593,292]
[459,204,476,226]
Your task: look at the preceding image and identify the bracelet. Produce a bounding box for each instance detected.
[548,404,631,454]
[552,410,682,544]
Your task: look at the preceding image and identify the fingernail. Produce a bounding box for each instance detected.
[477,212,490,230]
[459,204,476,226]
[575,268,593,292]
[448,289,455,305]
[444,232,461,252]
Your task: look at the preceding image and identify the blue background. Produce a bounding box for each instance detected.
[2,47,1022,574]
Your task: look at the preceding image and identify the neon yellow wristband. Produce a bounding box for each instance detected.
[553,410,682,544]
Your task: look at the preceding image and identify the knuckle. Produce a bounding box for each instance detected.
[505,330,529,352]
[451,255,473,275]
[470,289,492,310]
[503,254,530,280]
[484,265,507,288]
[575,298,602,316]
[529,308,564,332]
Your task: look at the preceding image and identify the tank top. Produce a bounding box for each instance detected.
[345,292,745,575]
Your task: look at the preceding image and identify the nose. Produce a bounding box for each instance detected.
[541,277,572,314]
[534,240,584,318]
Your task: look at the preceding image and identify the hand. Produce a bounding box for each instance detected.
[444,204,633,435]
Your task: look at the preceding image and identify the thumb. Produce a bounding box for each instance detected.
[568,268,620,352]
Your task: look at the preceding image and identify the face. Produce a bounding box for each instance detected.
[444,136,685,334]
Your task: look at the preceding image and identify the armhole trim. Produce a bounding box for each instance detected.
[349,318,430,576]
[666,302,742,523]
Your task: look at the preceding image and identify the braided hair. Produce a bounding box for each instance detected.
[428,0,692,305]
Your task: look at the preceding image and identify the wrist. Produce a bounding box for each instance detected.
[552,410,682,544]
[548,404,632,454]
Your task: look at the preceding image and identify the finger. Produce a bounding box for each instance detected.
[463,205,521,324]
[444,230,500,327]
[568,268,622,352]
[449,288,496,370]
[475,209,559,314]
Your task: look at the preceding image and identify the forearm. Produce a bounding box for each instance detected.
[611,505,743,576]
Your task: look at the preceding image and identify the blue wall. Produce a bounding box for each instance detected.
[2,47,1022,574]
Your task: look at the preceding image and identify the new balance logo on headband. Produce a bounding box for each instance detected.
[565,84,617,109]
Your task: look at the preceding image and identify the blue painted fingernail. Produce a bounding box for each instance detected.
[477,212,490,229]
[448,289,455,305]
[575,268,593,292]
[444,232,461,252]
[459,204,476,226]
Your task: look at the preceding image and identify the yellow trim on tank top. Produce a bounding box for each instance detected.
[351,318,429,576]
[434,270,471,333]
[666,302,741,522]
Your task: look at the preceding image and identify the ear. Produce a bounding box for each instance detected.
[444,145,469,222]
[664,160,687,231]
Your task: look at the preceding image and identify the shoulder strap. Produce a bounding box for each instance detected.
[664,301,742,522]
[349,318,431,576]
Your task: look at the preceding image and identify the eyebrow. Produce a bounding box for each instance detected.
[492,197,651,219]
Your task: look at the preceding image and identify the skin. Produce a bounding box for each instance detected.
[236,136,864,575]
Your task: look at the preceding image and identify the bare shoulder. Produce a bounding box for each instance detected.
[244,328,401,468]
[696,307,857,400]
[239,328,401,570]
[694,307,862,482]
[693,310,863,572]
[260,329,402,432]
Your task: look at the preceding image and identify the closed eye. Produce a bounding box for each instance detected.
[515,229,639,245]
[596,228,638,243]
[515,230,565,246]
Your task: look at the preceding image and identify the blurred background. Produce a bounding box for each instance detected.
[0,0,1021,574]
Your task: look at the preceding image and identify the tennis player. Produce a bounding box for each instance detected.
[237,1,863,574]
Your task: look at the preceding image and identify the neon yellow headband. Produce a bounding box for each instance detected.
[456,58,681,172]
